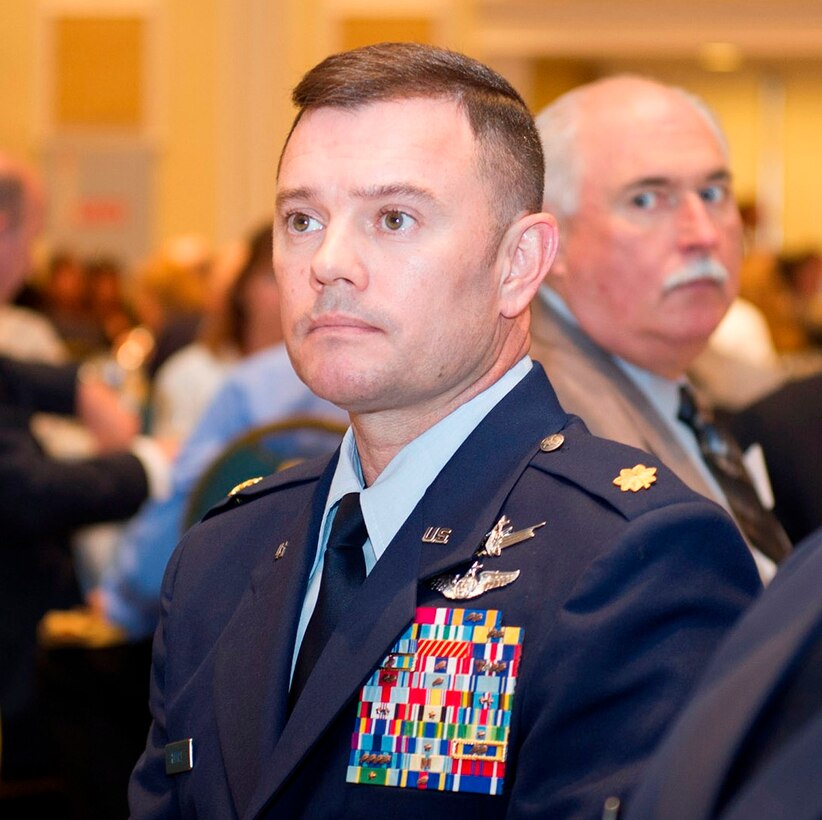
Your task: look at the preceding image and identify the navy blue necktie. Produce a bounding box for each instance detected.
[677,384,792,564]
[289,493,367,706]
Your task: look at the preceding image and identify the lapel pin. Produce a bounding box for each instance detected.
[422,526,452,544]
[431,560,520,600]
[477,515,546,557]
[613,464,658,492]
[274,541,288,560]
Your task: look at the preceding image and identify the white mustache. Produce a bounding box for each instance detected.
[662,259,729,295]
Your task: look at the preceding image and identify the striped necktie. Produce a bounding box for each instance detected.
[677,384,792,564]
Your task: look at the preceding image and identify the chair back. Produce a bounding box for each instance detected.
[183,416,346,528]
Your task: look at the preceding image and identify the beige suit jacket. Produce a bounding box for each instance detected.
[528,293,720,506]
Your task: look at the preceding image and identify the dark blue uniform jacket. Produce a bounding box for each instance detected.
[129,363,759,819]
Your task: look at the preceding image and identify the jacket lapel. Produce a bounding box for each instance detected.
[212,461,335,818]
[243,363,569,818]
[243,523,423,819]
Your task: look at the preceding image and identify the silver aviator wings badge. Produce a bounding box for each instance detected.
[430,515,545,600]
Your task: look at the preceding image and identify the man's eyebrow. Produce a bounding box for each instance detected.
[276,183,438,210]
[275,186,315,210]
[623,176,673,190]
[705,168,733,183]
[350,183,437,204]
[622,168,733,191]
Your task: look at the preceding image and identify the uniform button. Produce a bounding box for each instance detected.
[539,433,565,452]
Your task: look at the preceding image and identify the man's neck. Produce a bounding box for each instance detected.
[350,375,500,486]
[351,345,530,485]
[541,285,694,380]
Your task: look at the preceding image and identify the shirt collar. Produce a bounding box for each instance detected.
[325,357,533,564]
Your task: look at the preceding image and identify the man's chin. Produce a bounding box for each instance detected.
[665,282,732,317]
[300,367,378,413]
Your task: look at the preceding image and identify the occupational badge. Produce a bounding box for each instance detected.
[431,561,520,601]
[476,516,546,557]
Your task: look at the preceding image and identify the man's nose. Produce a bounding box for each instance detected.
[310,221,367,290]
[676,192,721,253]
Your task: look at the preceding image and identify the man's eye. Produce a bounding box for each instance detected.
[630,191,659,210]
[380,210,414,231]
[700,185,727,205]
[287,213,321,233]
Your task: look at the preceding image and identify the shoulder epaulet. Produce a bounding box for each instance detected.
[529,417,703,520]
[200,453,330,522]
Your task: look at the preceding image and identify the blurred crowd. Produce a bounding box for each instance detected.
[1,73,821,817]
[736,200,822,373]
[0,151,346,819]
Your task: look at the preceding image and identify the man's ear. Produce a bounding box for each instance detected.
[497,212,560,319]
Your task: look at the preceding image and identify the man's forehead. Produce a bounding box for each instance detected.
[283,97,473,157]
[278,97,480,192]
[580,103,729,192]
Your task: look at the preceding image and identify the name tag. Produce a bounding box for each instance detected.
[165,738,194,775]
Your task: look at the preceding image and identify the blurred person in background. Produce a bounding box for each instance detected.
[0,353,171,795]
[689,295,785,412]
[530,75,791,582]
[130,234,212,380]
[723,372,822,544]
[0,154,173,810]
[36,223,343,820]
[0,152,66,364]
[43,250,108,359]
[777,250,822,351]
[149,223,280,442]
[86,256,136,349]
[626,524,822,820]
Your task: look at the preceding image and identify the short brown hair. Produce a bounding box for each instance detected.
[282,42,544,229]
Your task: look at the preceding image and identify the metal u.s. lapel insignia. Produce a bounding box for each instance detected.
[421,526,452,544]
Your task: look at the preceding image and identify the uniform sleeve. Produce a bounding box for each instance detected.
[506,500,760,819]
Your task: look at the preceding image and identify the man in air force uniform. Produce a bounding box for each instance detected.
[129,43,759,820]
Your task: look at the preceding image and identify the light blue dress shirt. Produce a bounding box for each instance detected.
[290,357,532,675]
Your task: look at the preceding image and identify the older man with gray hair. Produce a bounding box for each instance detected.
[530,75,791,581]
